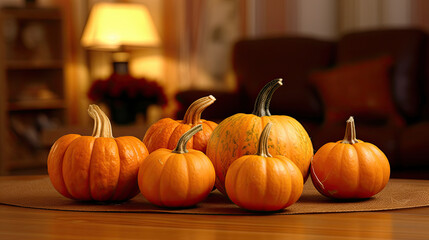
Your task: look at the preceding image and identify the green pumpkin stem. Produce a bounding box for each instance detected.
[88,104,113,138]
[341,116,358,144]
[172,124,203,154]
[256,122,273,158]
[183,95,216,125]
[252,78,283,117]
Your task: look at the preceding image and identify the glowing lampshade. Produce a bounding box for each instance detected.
[81,2,160,51]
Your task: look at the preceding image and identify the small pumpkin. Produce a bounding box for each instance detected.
[143,95,217,153]
[311,116,390,199]
[47,104,149,202]
[225,122,304,211]
[138,124,215,207]
[207,79,313,194]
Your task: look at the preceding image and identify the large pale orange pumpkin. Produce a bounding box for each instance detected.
[225,123,304,211]
[311,117,390,199]
[206,79,313,194]
[47,105,149,202]
[138,124,215,207]
[143,95,217,153]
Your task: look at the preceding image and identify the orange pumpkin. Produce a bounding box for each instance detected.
[225,123,304,211]
[138,124,215,207]
[47,105,149,202]
[206,79,313,194]
[311,117,390,199]
[143,95,217,153]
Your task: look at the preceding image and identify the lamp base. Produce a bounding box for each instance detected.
[112,51,130,75]
[113,61,129,75]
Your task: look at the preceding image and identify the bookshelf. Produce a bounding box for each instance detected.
[0,7,67,174]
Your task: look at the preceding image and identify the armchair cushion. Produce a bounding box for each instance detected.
[310,55,404,126]
[337,28,428,122]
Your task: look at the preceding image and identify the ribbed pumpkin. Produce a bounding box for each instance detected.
[225,123,304,211]
[138,124,215,207]
[143,95,217,153]
[206,79,313,194]
[311,117,390,199]
[47,104,149,202]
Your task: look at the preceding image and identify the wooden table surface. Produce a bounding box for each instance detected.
[1,176,429,240]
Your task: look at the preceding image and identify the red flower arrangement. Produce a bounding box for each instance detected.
[87,74,168,124]
[88,73,167,106]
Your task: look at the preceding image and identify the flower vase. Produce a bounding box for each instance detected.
[108,100,137,125]
[135,100,151,121]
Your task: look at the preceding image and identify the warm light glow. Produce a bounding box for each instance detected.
[81,2,161,50]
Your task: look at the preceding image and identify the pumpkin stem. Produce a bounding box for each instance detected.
[183,95,216,125]
[88,104,114,138]
[172,124,203,154]
[341,116,358,144]
[256,122,273,158]
[252,78,283,117]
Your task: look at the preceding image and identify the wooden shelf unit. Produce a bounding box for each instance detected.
[8,99,66,111]
[0,7,67,174]
[5,60,64,69]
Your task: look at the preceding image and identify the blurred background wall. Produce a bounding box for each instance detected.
[1,0,428,175]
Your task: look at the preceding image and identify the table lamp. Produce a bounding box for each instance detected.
[81,2,161,74]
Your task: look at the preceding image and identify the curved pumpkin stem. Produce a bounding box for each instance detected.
[183,95,216,125]
[88,104,114,138]
[256,122,273,158]
[341,116,358,144]
[172,124,203,154]
[252,78,283,117]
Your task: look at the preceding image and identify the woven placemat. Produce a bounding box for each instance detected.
[1,176,428,215]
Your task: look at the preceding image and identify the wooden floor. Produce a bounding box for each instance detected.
[1,203,429,239]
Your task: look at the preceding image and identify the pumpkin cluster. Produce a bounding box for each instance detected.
[48,78,390,212]
[48,97,217,207]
